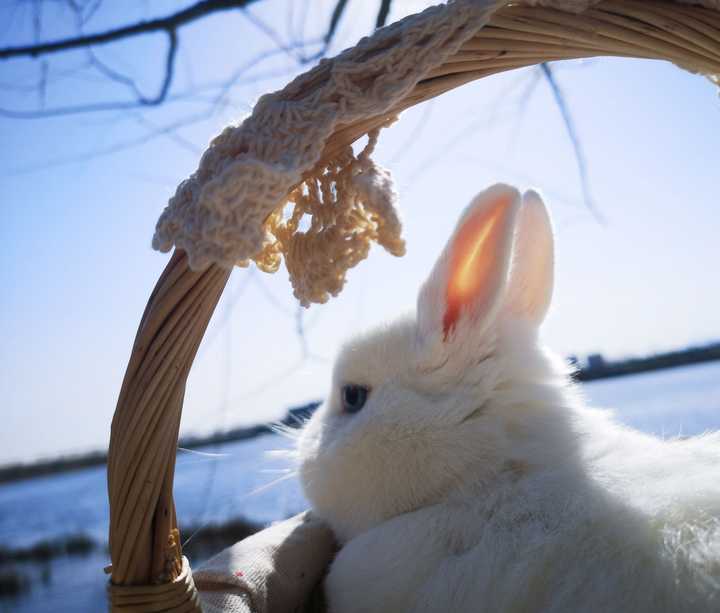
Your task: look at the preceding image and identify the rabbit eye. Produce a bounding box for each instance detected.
[341,384,369,414]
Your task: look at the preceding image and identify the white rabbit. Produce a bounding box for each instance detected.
[297,184,720,613]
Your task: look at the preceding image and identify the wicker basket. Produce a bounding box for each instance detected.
[106,1,720,610]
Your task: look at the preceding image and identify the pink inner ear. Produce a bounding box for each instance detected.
[443,193,514,339]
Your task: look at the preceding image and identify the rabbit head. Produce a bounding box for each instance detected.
[298,184,569,542]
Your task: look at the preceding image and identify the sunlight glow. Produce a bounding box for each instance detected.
[443,196,510,336]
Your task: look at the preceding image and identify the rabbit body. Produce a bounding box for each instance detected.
[297,185,720,612]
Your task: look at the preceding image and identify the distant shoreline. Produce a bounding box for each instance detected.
[572,342,720,382]
[0,402,319,485]
[3,342,719,485]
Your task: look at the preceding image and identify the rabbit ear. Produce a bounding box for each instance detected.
[503,189,555,325]
[417,184,521,344]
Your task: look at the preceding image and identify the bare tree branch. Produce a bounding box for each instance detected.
[0,0,399,170]
[38,59,48,107]
[5,111,212,175]
[325,0,351,45]
[129,111,201,155]
[151,29,178,106]
[87,49,147,101]
[0,41,310,119]
[241,8,324,64]
[0,98,142,118]
[540,62,603,223]
[0,0,368,119]
[0,62,91,93]
[405,71,539,182]
[65,0,104,28]
[375,0,392,29]
[209,40,319,110]
[0,0,260,60]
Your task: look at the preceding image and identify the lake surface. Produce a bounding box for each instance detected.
[1,361,719,612]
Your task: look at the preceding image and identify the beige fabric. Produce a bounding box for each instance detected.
[195,513,335,613]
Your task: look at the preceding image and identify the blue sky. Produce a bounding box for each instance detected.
[1,1,719,463]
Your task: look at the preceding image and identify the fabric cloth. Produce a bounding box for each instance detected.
[195,512,335,613]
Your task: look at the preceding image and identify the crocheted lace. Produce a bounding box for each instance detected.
[153,0,719,306]
[152,0,501,305]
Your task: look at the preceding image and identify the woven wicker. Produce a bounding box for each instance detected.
[106,1,720,610]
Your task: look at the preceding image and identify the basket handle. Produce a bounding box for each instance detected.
[107,249,229,598]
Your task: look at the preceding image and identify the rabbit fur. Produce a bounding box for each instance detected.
[297,184,720,612]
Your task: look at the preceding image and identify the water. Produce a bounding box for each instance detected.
[579,361,720,437]
[0,436,306,613]
[1,362,719,612]
[0,435,306,553]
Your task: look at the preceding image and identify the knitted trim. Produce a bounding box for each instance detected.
[152,0,502,305]
[152,0,719,306]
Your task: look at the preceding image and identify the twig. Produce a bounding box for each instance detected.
[5,111,213,174]
[540,62,603,223]
[148,29,178,106]
[375,0,393,29]
[0,0,261,60]
[325,0,351,44]
[129,112,201,155]
[87,49,146,100]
